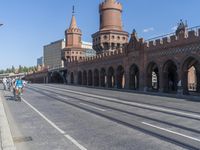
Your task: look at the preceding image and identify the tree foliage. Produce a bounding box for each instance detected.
[0,66,37,74]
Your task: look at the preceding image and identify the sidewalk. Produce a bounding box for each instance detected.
[0,90,15,150]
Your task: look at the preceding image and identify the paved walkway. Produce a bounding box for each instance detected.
[0,89,15,150]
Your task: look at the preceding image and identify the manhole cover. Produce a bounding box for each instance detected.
[13,136,33,143]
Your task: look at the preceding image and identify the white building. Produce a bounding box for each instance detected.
[37,57,44,66]
[44,39,65,69]
[82,41,96,57]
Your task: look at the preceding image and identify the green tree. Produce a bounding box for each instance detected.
[11,66,15,73]
[18,65,22,73]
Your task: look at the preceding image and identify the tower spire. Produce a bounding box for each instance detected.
[72,5,75,15]
[69,5,77,28]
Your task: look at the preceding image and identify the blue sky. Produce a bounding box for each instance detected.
[0,0,200,69]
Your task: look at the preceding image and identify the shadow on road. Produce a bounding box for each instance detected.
[4,95,16,101]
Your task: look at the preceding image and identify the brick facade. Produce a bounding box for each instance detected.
[65,0,200,95]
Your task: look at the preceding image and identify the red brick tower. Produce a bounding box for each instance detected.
[92,0,129,54]
[65,7,82,48]
[63,6,85,62]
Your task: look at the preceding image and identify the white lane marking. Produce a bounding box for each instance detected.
[57,95,69,100]
[22,98,65,134]
[22,98,87,150]
[64,134,87,150]
[80,103,106,112]
[142,122,200,142]
[33,85,200,120]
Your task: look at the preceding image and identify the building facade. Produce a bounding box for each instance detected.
[26,0,200,96]
[37,57,44,66]
[44,39,65,69]
[64,0,200,95]
[82,41,96,57]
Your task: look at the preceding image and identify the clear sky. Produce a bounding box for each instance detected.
[0,0,200,69]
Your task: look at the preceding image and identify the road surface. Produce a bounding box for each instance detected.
[2,84,200,150]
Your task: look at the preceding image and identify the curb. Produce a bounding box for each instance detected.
[0,91,16,150]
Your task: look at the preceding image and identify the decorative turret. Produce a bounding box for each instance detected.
[176,19,188,36]
[92,0,129,54]
[63,6,85,62]
[127,29,144,52]
[65,6,82,48]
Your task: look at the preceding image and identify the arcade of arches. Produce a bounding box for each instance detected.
[68,56,200,95]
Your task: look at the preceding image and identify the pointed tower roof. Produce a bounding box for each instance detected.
[69,15,77,28]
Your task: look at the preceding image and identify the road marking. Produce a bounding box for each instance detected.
[33,85,200,120]
[64,134,87,150]
[142,122,200,142]
[80,103,106,112]
[22,98,87,150]
[57,95,69,100]
[22,98,65,134]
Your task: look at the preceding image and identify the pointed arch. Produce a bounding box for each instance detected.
[162,60,178,93]
[129,64,139,90]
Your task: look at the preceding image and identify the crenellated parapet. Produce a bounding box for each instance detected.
[100,0,122,12]
[144,26,200,50]
[66,28,82,34]
[67,48,125,65]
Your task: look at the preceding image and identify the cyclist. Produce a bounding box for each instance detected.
[15,77,24,99]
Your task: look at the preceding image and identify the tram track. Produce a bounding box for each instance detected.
[44,84,200,115]
[27,85,200,134]
[31,84,200,121]
[26,85,200,150]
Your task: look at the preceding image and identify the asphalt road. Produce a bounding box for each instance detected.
[2,84,200,150]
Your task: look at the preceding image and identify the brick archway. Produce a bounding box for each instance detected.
[94,69,100,86]
[129,64,139,90]
[116,65,125,89]
[107,67,115,88]
[162,60,178,93]
[182,57,200,94]
[70,72,74,84]
[50,71,64,84]
[77,71,82,85]
[100,68,106,87]
[88,70,93,86]
[83,70,87,85]
[146,62,159,91]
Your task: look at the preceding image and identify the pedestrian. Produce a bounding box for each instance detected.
[3,77,7,90]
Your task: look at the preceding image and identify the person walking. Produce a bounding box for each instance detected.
[2,77,7,90]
